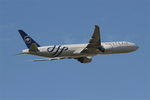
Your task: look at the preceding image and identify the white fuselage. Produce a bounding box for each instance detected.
[22,41,138,58]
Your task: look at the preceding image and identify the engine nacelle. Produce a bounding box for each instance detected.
[77,57,92,63]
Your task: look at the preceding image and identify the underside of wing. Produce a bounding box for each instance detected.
[32,56,93,64]
[33,57,66,61]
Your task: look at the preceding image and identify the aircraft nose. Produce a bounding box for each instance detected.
[128,42,139,51]
[134,45,139,50]
[136,45,139,50]
[132,43,139,51]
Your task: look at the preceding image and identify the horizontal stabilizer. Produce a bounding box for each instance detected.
[14,52,25,56]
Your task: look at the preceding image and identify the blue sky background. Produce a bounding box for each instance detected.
[0,0,149,100]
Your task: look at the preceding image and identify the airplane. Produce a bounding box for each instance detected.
[17,25,139,63]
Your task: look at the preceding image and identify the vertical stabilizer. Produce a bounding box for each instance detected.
[18,30,40,48]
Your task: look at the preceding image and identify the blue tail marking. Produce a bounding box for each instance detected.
[18,30,40,48]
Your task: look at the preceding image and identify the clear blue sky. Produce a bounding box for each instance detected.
[0,0,149,100]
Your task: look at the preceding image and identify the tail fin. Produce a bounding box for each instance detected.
[18,30,40,48]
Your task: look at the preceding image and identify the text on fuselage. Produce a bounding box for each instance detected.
[47,45,68,57]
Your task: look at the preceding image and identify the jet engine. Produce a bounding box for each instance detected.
[77,57,92,63]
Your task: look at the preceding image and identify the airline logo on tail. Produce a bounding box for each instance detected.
[24,36,31,44]
[18,30,40,48]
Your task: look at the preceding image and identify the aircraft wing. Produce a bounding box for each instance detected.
[87,25,101,48]
[81,25,104,53]
[33,57,66,61]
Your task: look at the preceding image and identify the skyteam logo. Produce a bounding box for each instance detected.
[24,36,31,44]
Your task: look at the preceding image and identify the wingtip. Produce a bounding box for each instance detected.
[18,30,23,32]
[95,25,99,27]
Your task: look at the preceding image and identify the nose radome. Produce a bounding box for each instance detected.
[129,42,139,51]
[132,43,139,51]
[134,45,139,50]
